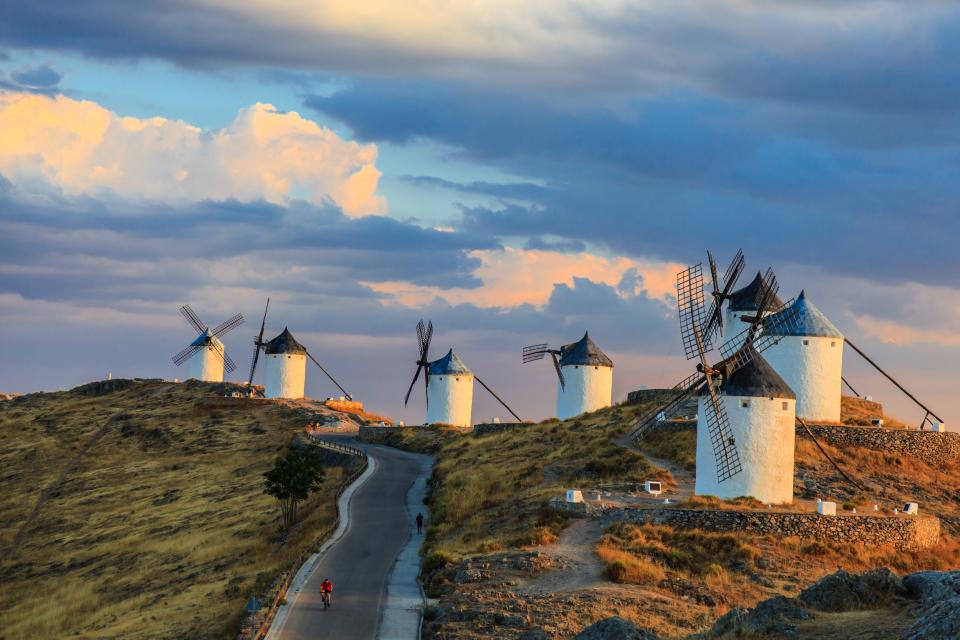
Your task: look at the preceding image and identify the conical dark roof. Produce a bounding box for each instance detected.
[728,272,784,312]
[765,290,842,338]
[558,332,613,367]
[264,327,306,355]
[706,348,795,398]
[428,349,472,375]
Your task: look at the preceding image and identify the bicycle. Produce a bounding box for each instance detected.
[321,590,332,610]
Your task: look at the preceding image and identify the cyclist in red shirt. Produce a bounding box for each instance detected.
[319,578,333,609]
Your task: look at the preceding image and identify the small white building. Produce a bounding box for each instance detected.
[426,349,474,427]
[723,272,783,346]
[264,328,307,399]
[695,351,797,504]
[187,330,225,382]
[556,332,614,420]
[762,291,844,423]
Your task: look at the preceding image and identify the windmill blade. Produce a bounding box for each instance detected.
[719,297,801,363]
[223,351,237,374]
[707,250,720,295]
[551,352,566,390]
[522,343,549,363]
[212,313,245,338]
[247,299,270,386]
[172,343,202,366]
[704,379,743,482]
[423,321,434,358]
[474,375,522,422]
[305,349,352,400]
[628,370,706,440]
[416,319,427,355]
[403,365,424,407]
[179,304,206,334]
[247,346,262,387]
[703,249,746,341]
[677,263,709,359]
[752,268,780,321]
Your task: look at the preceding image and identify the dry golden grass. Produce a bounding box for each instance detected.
[425,403,668,556]
[598,521,960,620]
[0,380,351,640]
[635,424,696,470]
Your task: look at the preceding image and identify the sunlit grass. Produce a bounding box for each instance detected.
[0,380,346,639]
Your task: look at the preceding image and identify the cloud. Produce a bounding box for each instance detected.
[0,62,62,94]
[3,1,958,107]
[360,247,681,309]
[0,93,385,215]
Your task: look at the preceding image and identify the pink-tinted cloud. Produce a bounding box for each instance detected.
[362,247,682,308]
[0,94,385,216]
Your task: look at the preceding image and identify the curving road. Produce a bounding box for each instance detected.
[270,435,431,640]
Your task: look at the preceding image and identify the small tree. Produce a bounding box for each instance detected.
[263,444,326,529]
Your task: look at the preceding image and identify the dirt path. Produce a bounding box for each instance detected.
[518,520,606,594]
[615,432,695,501]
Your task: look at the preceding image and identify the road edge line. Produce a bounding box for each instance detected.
[264,453,379,640]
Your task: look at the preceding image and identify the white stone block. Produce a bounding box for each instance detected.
[817,501,837,516]
[643,480,662,496]
[903,502,919,515]
[565,489,584,504]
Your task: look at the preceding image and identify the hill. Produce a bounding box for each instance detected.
[414,398,960,639]
[0,379,358,639]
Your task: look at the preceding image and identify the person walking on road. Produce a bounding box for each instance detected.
[319,578,333,609]
[415,512,424,535]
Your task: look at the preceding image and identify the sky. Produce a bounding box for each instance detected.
[1,1,959,426]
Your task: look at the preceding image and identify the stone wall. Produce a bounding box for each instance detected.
[472,422,528,436]
[802,425,960,465]
[638,422,960,465]
[571,504,940,551]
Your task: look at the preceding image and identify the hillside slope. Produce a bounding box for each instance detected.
[0,379,354,639]
[417,398,960,639]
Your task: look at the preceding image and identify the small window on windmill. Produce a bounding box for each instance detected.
[740,399,751,408]
[455,377,460,382]
[803,339,810,346]
[782,401,788,411]
[831,341,837,347]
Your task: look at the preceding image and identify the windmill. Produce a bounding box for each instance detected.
[245,299,353,400]
[171,305,244,382]
[404,319,521,427]
[630,254,804,486]
[522,331,614,420]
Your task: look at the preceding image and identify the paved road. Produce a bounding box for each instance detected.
[274,435,431,640]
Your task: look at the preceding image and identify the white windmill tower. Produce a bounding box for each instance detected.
[404,319,521,428]
[761,291,844,423]
[171,305,244,382]
[263,328,308,399]
[694,350,796,504]
[629,252,807,505]
[522,332,614,420]
[425,349,474,427]
[245,299,354,401]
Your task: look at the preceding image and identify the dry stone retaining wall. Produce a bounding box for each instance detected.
[802,425,960,465]
[576,505,940,551]
[472,422,528,436]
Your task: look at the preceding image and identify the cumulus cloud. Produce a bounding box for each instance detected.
[0,93,385,215]
[361,247,681,308]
